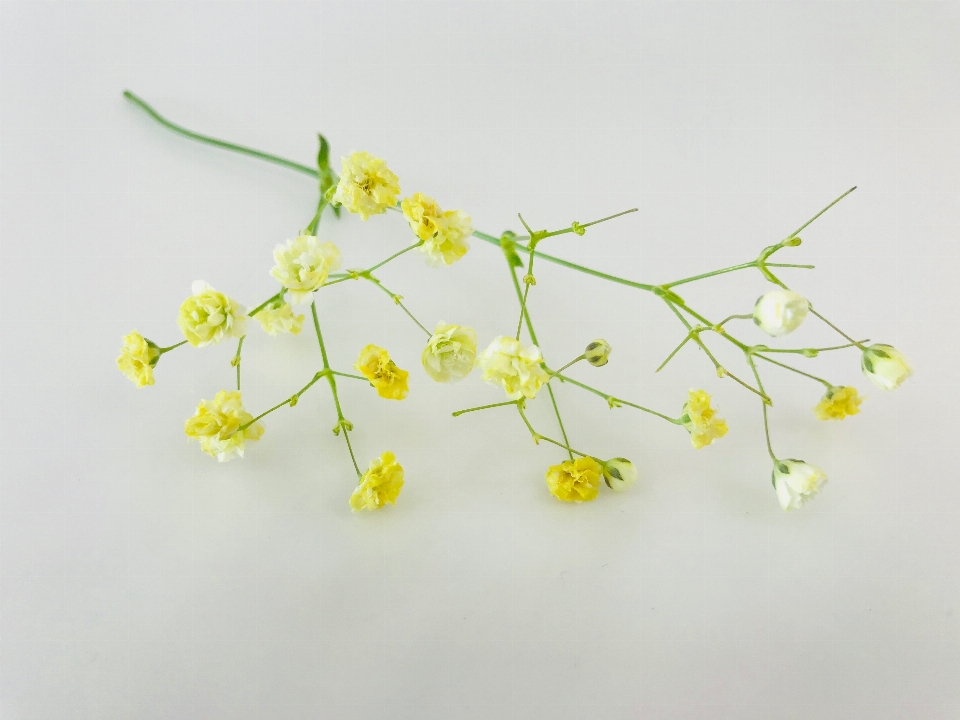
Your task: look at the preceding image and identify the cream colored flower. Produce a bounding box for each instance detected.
[478,335,549,400]
[350,451,404,510]
[772,459,827,511]
[177,281,246,347]
[602,458,637,492]
[331,151,401,219]
[254,302,304,336]
[422,322,477,383]
[270,235,342,305]
[401,193,472,266]
[753,289,810,337]
[184,390,264,462]
[116,331,159,388]
[861,343,912,391]
[814,386,863,420]
[546,457,602,503]
[680,389,729,449]
[354,344,410,400]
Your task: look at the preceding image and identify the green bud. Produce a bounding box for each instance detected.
[584,339,612,367]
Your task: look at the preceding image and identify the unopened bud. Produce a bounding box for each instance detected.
[603,458,638,492]
[584,339,612,367]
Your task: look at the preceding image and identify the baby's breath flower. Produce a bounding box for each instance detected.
[177,281,246,347]
[184,390,263,462]
[584,339,612,367]
[350,451,405,510]
[401,192,472,266]
[116,331,159,388]
[331,151,401,220]
[602,457,637,491]
[545,457,602,503]
[680,389,729,449]
[354,344,410,400]
[814,386,863,420]
[772,459,827,511]
[422,322,477,383]
[861,343,912,391]
[478,336,549,400]
[270,235,342,305]
[753,289,810,337]
[254,302,304,336]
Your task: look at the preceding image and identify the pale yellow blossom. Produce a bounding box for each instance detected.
[184,390,264,462]
[814,386,863,421]
[680,389,729,449]
[401,192,472,266]
[116,331,159,388]
[331,151,401,219]
[270,235,342,305]
[602,457,637,492]
[350,451,404,510]
[478,336,549,400]
[254,302,304,336]
[584,339,612,367]
[354,344,410,400]
[422,322,477,383]
[861,343,912,391]
[773,459,827,511]
[177,281,246,347]
[546,457,602,503]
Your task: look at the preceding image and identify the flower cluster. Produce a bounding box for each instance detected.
[118,92,914,516]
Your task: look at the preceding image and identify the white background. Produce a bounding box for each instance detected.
[2,1,959,718]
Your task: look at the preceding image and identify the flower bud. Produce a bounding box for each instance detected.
[584,339,612,367]
[861,343,912,391]
[602,458,637,491]
[752,289,810,337]
[772,459,827,511]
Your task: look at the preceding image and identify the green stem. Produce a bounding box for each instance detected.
[508,263,539,345]
[785,186,857,239]
[548,370,681,425]
[551,355,585,377]
[545,385,574,462]
[311,301,361,477]
[365,242,422,274]
[241,371,327,429]
[233,336,245,390]
[452,400,519,417]
[248,290,285,317]
[754,353,833,389]
[745,355,778,461]
[330,370,368,382]
[808,307,867,350]
[363,277,432,336]
[664,262,814,289]
[758,340,867,355]
[515,403,540,442]
[156,339,188,355]
[655,333,693,373]
[536,434,601,463]
[123,90,318,178]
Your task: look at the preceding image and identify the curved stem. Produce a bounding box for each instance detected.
[156,339,188,355]
[123,91,318,178]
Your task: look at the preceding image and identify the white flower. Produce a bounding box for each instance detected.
[753,289,810,337]
[772,459,827,511]
[270,235,342,305]
[478,335,549,400]
[422,322,477,383]
[861,343,912,391]
[602,458,637,492]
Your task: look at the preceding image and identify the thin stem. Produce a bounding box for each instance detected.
[784,186,857,239]
[754,353,833,389]
[241,371,326,429]
[515,246,537,340]
[515,403,540,442]
[248,290,285,318]
[234,336,245,390]
[156,339,188,355]
[664,262,814,289]
[545,385,573,462]
[452,400,519,417]
[123,90,318,178]
[745,354,777,461]
[715,313,754,329]
[655,333,693,373]
[551,355,585,377]
[809,307,867,350]
[758,340,868,355]
[330,370,368,382]
[536,207,638,241]
[548,370,681,425]
[363,277,432,336]
[537,434,601,463]
[508,263,539,345]
[365,242,422,274]
[311,301,361,477]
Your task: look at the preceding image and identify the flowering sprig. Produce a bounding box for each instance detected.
[119,90,912,512]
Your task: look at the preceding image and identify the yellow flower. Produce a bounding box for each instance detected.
[814,386,863,421]
[350,451,405,511]
[680,389,729,449]
[545,457,602,503]
[177,281,246,347]
[354,344,410,400]
[422,322,477,383]
[400,192,472,266]
[478,335,549,400]
[116,331,159,388]
[184,390,264,462]
[331,151,401,220]
[270,235,342,305]
[254,302,304,336]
